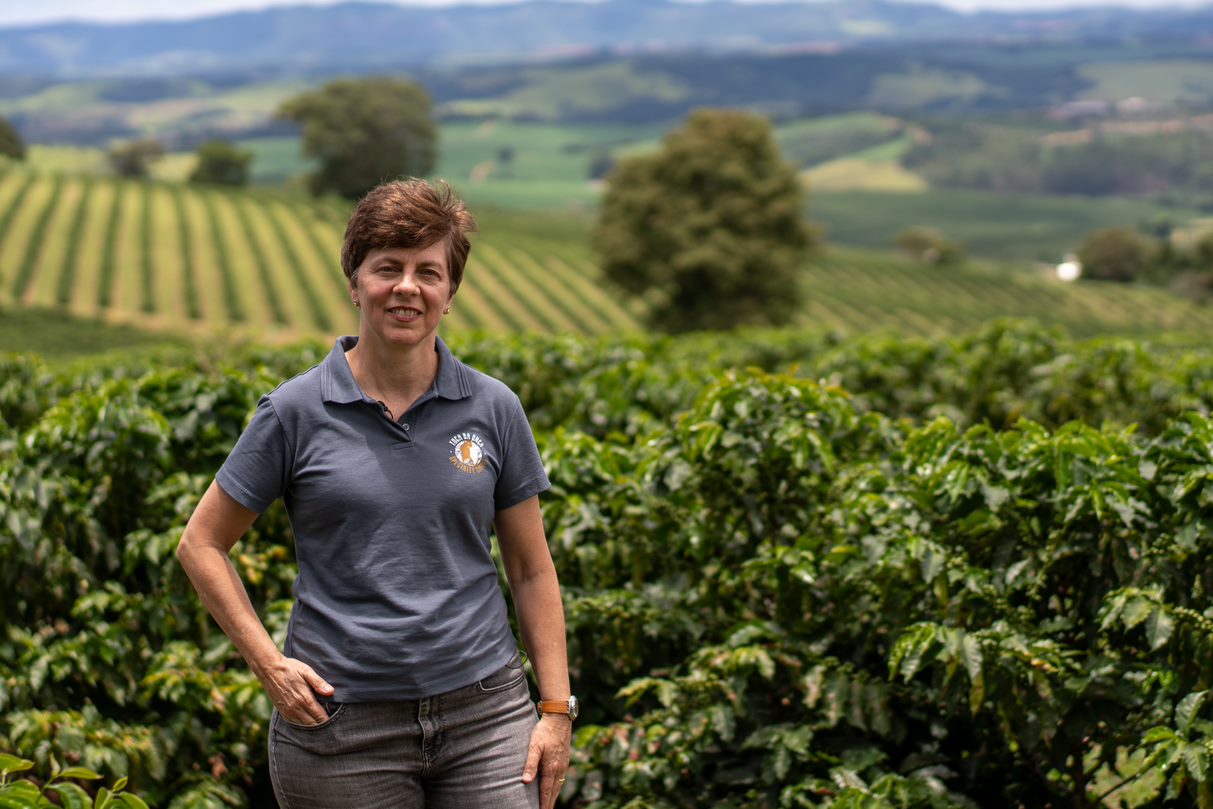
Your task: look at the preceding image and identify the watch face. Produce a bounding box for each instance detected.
[568,695,580,720]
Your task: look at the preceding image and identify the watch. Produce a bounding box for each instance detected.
[536,695,579,721]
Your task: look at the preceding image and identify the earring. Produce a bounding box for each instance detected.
[443,306,451,314]
[353,299,360,308]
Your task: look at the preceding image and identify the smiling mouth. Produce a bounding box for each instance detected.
[388,306,423,318]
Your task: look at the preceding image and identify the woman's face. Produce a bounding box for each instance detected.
[351,240,453,350]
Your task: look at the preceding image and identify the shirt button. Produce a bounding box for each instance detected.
[403,424,410,431]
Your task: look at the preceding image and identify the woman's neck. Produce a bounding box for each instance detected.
[344,334,439,415]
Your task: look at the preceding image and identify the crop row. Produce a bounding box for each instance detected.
[0,169,648,339]
[4,167,1213,342]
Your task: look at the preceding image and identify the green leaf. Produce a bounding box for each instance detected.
[1186,744,1209,784]
[962,634,984,715]
[1148,607,1176,651]
[0,793,45,809]
[1178,692,1209,736]
[56,769,103,782]
[1144,726,1179,744]
[1122,597,1153,630]
[93,786,111,809]
[0,757,33,776]
[47,783,92,809]
[889,624,937,683]
[111,778,126,794]
[116,795,149,809]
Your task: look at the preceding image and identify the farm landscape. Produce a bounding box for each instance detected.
[5,1,1213,807]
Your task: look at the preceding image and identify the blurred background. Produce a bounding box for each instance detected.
[1,0,1212,353]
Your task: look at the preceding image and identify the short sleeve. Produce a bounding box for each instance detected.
[215,396,291,514]
[494,393,550,511]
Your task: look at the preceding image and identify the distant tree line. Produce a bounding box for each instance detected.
[1077,224,1213,293]
[905,122,1213,209]
[422,46,1093,125]
[0,115,25,161]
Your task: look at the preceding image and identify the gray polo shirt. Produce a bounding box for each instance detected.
[216,335,550,701]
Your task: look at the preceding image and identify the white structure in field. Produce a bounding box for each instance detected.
[1057,257,1082,282]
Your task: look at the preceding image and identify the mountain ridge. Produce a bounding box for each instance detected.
[3,0,1212,76]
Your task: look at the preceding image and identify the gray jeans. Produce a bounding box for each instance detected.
[268,654,539,809]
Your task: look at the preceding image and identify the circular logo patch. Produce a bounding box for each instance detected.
[449,432,487,474]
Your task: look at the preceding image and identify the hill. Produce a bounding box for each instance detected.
[9,40,1213,146]
[4,0,1213,77]
[0,168,638,342]
[3,167,1213,354]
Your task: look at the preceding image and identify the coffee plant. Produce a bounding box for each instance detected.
[3,320,1213,807]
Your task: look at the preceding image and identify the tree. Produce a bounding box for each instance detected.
[895,226,965,265]
[1077,226,1155,283]
[277,77,437,199]
[108,138,164,178]
[593,109,814,332]
[1194,230,1213,269]
[189,139,253,186]
[0,115,25,161]
[587,151,614,181]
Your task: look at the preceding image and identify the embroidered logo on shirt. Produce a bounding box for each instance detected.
[448,432,487,474]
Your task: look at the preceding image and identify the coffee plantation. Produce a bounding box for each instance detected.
[3,320,1213,807]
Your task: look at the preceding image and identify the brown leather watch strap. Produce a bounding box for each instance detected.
[537,699,571,714]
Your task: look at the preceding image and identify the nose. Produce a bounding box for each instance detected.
[394,271,420,294]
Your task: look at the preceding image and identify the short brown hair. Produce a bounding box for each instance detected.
[341,179,477,292]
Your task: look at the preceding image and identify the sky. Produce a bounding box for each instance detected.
[0,0,1205,27]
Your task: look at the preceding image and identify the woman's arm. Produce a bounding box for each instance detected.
[495,495,571,809]
[177,480,333,726]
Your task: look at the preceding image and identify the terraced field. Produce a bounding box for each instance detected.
[803,248,1213,338]
[0,168,640,340]
[2,166,1213,344]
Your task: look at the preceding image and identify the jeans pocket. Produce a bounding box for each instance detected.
[283,700,346,732]
[476,652,526,694]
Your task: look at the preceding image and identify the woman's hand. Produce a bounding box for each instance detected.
[522,715,571,809]
[259,655,334,726]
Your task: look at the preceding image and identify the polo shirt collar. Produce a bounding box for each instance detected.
[321,335,471,404]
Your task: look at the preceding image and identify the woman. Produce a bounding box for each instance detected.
[177,179,573,809]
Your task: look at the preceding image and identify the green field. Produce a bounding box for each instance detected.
[0,305,189,362]
[0,169,642,344]
[1078,59,1213,105]
[21,113,1208,265]
[4,166,1213,357]
[809,188,1206,262]
[439,60,691,120]
[0,76,309,141]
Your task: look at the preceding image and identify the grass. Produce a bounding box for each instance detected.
[71,179,114,315]
[1078,60,1213,105]
[0,305,189,361]
[27,145,108,175]
[439,120,663,184]
[865,66,989,109]
[440,61,689,120]
[11,175,64,301]
[453,179,601,213]
[809,188,1205,263]
[774,113,905,167]
[234,136,317,185]
[805,158,929,193]
[797,246,1213,338]
[198,190,243,322]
